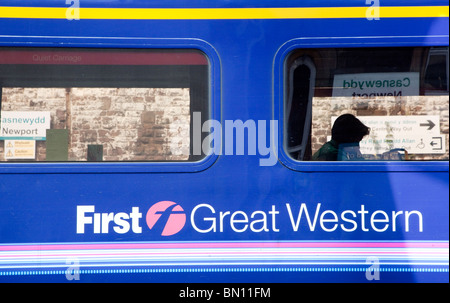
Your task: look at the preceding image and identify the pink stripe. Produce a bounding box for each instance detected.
[0,241,448,252]
[1,251,447,259]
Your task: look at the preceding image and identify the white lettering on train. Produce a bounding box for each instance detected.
[76,203,423,235]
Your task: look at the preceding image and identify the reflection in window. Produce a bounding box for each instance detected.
[285,47,449,161]
[0,48,209,162]
[424,47,449,93]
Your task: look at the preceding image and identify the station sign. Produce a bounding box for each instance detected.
[0,111,50,140]
[332,72,420,98]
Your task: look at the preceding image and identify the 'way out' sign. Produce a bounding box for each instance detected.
[0,111,50,140]
[332,115,446,155]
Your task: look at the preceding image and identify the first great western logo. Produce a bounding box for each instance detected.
[76,202,424,236]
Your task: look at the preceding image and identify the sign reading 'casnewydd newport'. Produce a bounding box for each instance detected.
[332,72,420,97]
[0,111,50,140]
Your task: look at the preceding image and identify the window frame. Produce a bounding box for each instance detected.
[275,37,449,172]
[424,46,449,95]
[0,38,220,174]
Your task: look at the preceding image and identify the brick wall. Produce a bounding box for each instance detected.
[0,87,190,161]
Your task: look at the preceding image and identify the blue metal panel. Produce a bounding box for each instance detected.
[0,0,448,283]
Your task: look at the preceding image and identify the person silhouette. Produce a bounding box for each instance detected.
[312,114,370,161]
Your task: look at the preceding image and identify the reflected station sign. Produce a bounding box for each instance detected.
[332,115,446,155]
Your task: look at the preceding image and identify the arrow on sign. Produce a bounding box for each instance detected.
[430,137,443,150]
[420,120,436,130]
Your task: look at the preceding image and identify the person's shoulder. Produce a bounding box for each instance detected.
[322,141,339,153]
[312,141,338,161]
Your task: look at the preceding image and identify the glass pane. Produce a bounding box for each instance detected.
[285,47,449,161]
[0,48,209,162]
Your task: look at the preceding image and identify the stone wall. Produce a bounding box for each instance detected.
[2,87,448,162]
[0,87,190,161]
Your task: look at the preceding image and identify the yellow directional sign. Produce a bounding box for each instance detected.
[4,140,36,160]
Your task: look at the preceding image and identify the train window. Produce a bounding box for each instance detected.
[285,47,449,162]
[0,48,209,162]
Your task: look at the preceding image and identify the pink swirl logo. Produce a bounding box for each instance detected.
[146,201,186,236]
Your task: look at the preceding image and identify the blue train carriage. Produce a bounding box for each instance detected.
[0,0,448,283]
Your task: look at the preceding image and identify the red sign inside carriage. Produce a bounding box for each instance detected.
[0,49,208,65]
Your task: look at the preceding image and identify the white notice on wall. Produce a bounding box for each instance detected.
[332,115,446,155]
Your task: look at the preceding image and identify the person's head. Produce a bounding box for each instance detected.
[332,114,370,144]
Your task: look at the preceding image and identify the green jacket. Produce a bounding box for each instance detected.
[312,140,339,161]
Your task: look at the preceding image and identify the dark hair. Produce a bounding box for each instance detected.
[332,114,370,144]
